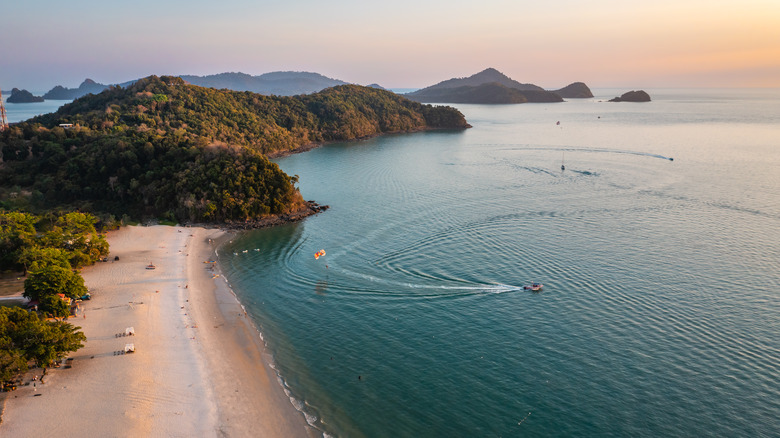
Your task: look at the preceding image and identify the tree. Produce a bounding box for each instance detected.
[39,294,72,318]
[41,212,109,268]
[0,307,86,375]
[23,260,87,307]
[0,211,38,270]
[18,247,71,273]
[0,313,28,382]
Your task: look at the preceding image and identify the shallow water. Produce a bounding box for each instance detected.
[222,88,780,437]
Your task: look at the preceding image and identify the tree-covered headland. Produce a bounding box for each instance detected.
[0,76,469,223]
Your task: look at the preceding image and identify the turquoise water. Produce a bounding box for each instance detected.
[221,89,780,437]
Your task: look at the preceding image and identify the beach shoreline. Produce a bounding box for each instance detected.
[0,225,314,437]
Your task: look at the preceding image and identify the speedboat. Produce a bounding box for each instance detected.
[523,283,543,292]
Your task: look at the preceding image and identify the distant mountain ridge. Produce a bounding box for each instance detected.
[43,79,116,100]
[179,71,349,96]
[40,72,354,100]
[406,68,593,104]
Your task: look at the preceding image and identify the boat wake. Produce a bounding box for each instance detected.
[484,144,675,161]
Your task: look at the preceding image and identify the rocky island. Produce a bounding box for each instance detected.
[6,88,45,103]
[405,68,592,104]
[609,90,651,102]
[553,82,594,98]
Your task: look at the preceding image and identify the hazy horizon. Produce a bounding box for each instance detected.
[3,1,779,91]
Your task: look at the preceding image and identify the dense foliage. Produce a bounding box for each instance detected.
[1,211,107,316]
[0,76,468,222]
[1,211,109,272]
[0,306,86,382]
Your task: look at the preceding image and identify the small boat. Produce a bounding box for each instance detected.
[561,152,565,171]
[145,263,156,270]
[523,283,543,292]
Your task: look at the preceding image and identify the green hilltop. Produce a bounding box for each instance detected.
[0,76,468,224]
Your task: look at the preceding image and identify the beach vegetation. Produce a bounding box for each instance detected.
[0,306,86,382]
[1,211,106,316]
[23,262,87,304]
[0,211,38,269]
[0,211,109,273]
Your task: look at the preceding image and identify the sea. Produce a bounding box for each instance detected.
[2,93,67,124]
[8,89,780,437]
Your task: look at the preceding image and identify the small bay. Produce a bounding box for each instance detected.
[221,88,780,437]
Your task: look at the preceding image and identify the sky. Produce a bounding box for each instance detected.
[3,0,780,91]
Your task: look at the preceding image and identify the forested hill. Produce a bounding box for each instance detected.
[33,76,468,154]
[0,76,468,224]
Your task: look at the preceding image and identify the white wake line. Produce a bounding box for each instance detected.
[480,145,675,161]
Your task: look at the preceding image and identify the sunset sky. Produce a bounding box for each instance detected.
[3,0,779,90]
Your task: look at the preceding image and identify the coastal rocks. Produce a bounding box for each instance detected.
[7,88,45,103]
[609,90,651,102]
[223,201,330,230]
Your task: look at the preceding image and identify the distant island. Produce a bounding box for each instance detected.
[40,72,359,100]
[405,68,593,104]
[42,79,122,100]
[553,82,594,99]
[0,75,468,224]
[7,88,45,103]
[609,90,651,102]
[35,70,597,104]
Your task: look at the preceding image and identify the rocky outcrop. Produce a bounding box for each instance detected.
[609,90,651,102]
[7,88,45,103]
[222,201,330,230]
[553,82,594,98]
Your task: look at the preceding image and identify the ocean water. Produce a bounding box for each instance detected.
[2,93,68,123]
[220,88,779,437]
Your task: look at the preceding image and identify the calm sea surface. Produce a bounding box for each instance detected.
[220,88,780,437]
[2,93,67,123]
[14,88,773,437]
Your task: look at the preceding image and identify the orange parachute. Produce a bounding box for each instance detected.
[314,249,326,260]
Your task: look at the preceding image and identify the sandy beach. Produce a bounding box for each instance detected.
[0,225,313,437]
